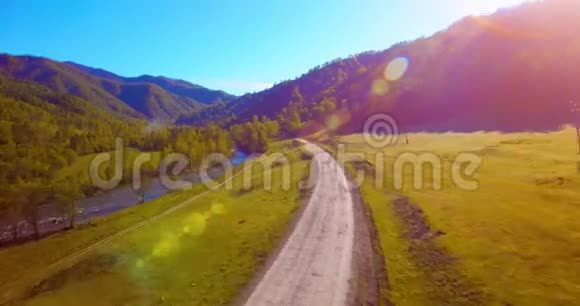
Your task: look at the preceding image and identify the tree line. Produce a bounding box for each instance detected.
[0,77,243,242]
[0,75,339,243]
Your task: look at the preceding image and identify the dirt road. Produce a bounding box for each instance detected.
[244,143,355,306]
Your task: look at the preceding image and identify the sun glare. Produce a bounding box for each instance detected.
[384,57,409,81]
[454,0,529,15]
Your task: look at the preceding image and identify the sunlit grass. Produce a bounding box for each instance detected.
[55,148,163,184]
[339,128,580,305]
[0,140,310,306]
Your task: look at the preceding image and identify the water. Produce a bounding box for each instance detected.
[0,150,249,244]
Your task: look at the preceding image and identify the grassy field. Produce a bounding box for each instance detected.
[336,128,580,305]
[55,148,163,187]
[0,141,310,306]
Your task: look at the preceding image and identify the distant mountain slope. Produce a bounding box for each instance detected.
[0,73,237,232]
[0,54,234,121]
[180,0,580,132]
[67,62,236,105]
[0,54,144,118]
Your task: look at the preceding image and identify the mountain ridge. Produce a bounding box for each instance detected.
[66,62,236,104]
[179,0,580,132]
[0,54,236,121]
[3,0,580,132]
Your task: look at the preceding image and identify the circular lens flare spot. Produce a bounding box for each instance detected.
[371,79,389,96]
[135,259,145,269]
[384,57,409,81]
[186,213,207,236]
[152,234,179,257]
[326,115,341,130]
[211,202,226,215]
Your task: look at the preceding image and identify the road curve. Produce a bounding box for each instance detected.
[244,142,355,306]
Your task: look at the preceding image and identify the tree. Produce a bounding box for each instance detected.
[133,175,153,205]
[19,183,51,239]
[290,87,304,105]
[0,120,12,145]
[264,120,280,138]
[0,188,23,241]
[54,179,83,229]
[285,110,302,135]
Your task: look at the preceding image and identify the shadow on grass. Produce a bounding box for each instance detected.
[27,253,120,299]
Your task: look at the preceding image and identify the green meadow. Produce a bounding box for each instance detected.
[337,128,580,305]
[0,141,310,306]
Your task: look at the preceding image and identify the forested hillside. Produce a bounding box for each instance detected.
[180,0,580,132]
[0,54,235,121]
[0,75,244,239]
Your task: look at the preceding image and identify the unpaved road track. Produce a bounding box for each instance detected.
[244,142,355,306]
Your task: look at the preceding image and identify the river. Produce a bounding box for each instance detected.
[0,150,250,245]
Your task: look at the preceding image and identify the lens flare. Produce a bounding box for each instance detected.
[472,15,538,39]
[152,234,179,257]
[384,57,409,81]
[135,259,145,269]
[452,0,525,16]
[371,79,389,96]
[326,114,341,130]
[211,202,226,215]
[186,212,207,236]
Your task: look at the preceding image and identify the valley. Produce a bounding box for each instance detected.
[1,0,580,305]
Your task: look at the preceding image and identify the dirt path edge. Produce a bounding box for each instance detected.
[347,173,392,306]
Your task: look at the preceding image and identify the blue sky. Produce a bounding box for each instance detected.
[1,0,526,94]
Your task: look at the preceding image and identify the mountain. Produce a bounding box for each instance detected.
[0,72,237,233]
[180,0,580,132]
[0,54,235,121]
[66,62,236,105]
